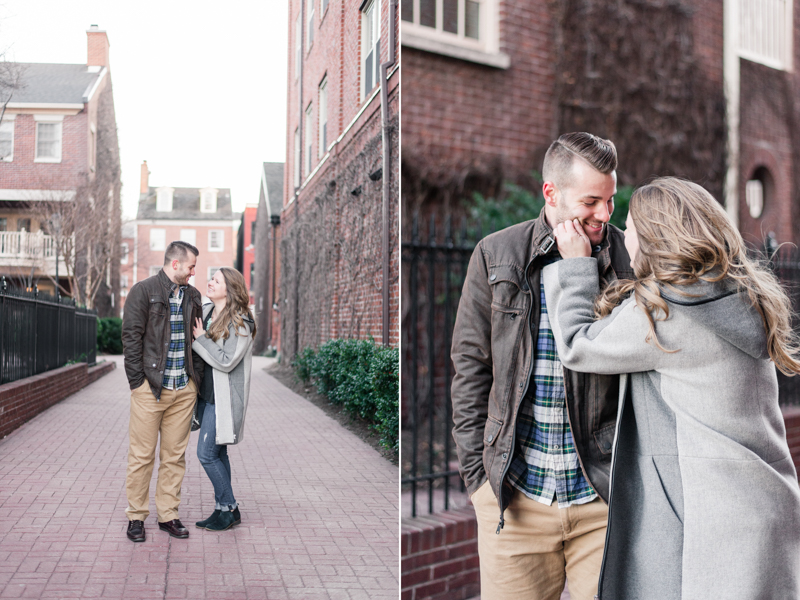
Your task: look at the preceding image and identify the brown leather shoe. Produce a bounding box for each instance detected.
[158,519,189,539]
[127,520,146,542]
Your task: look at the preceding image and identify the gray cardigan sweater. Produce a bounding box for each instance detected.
[543,257,800,600]
[192,304,253,445]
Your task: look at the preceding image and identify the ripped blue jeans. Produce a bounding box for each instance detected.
[196,402,237,510]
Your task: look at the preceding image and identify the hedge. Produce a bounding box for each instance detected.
[97,317,123,354]
[292,339,399,451]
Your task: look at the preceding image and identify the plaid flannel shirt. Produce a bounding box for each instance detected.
[162,285,189,391]
[507,255,597,508]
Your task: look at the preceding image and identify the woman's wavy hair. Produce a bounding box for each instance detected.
[596,177,800,375]
[206,267,257,342]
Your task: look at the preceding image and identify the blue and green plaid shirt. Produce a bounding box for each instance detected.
[507,255,597,508]
[162,285,189,391]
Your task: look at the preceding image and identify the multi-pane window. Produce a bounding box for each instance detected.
[362,0,381,97]
[307,0,315,50]
[121,242,129,264]
[17,218,31,232]
[208,266,221,280]
[250,221,256,245]
[403,0,481,39]
[305,103,313,174]
[180,229,197,246]
[200,189,218,213]
[150,229,166,251]
[209,229,224,251]
[0,219,7,232]
[121,275,129,288]
[739,0,792,70]
[156,187,173,212]
[294,127,301,186]
[35,122,62,161]
[319,77,328,157]
[0,118,14,161]
[150,266,162,277]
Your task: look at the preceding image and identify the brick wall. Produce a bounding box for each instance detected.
[401,507,480,600]
[0,361,115,439]
[281,0,399,357]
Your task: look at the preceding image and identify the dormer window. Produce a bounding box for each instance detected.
[156,187,174,212]
[200,188,218,213]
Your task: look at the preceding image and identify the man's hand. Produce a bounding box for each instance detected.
[554,218,592,259]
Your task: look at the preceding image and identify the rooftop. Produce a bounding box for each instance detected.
[7,63,106,105]
[137,187,234,220]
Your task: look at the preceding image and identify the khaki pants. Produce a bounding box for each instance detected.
[125,379,197,523]
[472,480,608,600]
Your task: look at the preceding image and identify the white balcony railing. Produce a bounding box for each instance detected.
[0,231,69,276]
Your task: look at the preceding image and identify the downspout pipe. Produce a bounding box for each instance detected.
[380,0,397,347]
[723,0,740,228]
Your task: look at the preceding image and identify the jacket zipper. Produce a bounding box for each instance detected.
[495,237,553,534]
[593,375,627,599]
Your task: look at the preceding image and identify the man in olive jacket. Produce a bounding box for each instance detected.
[451,133,633,599]
[122,241,204,542]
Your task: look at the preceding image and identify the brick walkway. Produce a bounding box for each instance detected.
[0,355,398,599]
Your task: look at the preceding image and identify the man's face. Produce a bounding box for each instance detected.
[172,255,197,285]
[544,159,617,247]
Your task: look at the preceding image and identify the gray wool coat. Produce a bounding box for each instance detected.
[192,304,253,445]
[543,257,800,600]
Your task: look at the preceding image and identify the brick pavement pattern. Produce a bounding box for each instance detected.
[0,355,399,599]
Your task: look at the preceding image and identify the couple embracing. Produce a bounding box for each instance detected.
[452,133,800,599]
[121,241,256,542]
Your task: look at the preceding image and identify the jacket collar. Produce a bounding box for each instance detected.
[157,268,187,297]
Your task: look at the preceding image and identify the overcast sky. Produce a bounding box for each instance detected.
[0,0,289,219]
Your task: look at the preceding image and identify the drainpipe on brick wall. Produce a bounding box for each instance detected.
[379,0,397,347]
[723,0,740,229]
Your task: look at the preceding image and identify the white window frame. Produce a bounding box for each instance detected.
[208,266,221,280]
[149,266,162,277]
[208,229,225,252]
[121,274,129,288]
[179,229,197,246]
[0,114,15,162]
[319,77,328,157]
[34,115,63,163]
[401,0,508,68]
[200,188,218,213]
[739,0,793,71]
[156,187,174,212]
[120,242,129,264]
[150,228,166,251]
[305,103,313,174]
[307,0,315,51]
[294,127,301,186]
[746,178,764,218]
[362,0,381,98]
[295,13,303,80]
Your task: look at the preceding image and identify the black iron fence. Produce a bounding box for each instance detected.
[0,278,97,385]
[402,219,800,517]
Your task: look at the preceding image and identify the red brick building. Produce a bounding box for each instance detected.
[131,161,236,304]
[402,0,799,250]
[235,203,257,305]
[0,26,122,315]
[252,162,283,355]
[281,0,399,358]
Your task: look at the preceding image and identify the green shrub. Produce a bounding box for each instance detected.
[293,339,399,451]
[97,317,123,354]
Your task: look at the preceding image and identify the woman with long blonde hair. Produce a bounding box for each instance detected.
[191,267,256,532]
[544,177,800,599]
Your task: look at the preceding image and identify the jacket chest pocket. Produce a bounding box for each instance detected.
[150,295,168,317]
[488,265,528,314]
[488,265,529,358]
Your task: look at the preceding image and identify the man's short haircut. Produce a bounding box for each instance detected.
[164,241,199,266]
[542,132,618,190]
